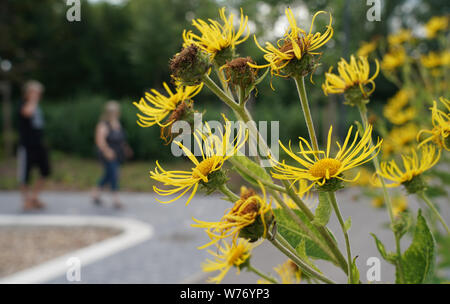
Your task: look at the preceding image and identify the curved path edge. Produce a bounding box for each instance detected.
[0,215,154,284]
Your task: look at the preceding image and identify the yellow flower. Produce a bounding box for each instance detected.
[377,145,441,187]
[322,55,380,98]
[348,167,374,187]
[258,260,301,284]
[357,40,377,57]
[371,195,408,216]
[383,89,416,125]
[382,123,419,157]
[192,184,272,248]
[271,124,382,192]
[249,9,333,79]
[150,118,248,205]
[371,196,384,208]
[133,82,202,128]
[425,16,448,39]
[183,7,249,60]
[202,239,252,284]
[388,29,412,46]
[392,196,408,217]
[421,51,443,68]
[275,260,301,284]
[381,47,406,71]
[417,97,450,151]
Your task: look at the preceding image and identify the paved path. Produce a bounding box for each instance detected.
[0,190,448,283]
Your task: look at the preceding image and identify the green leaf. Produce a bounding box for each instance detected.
[231,155,272,187]
[344,217,352,232]
[349,257,360,284]
[397,209,436,284]
[273,208,335,262]
[312,192,331,227]
[295,239,322,273]
[370,233,397,265]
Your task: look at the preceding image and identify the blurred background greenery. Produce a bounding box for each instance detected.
[0,0,448,189]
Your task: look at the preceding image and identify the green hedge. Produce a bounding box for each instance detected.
[41,95,174,161]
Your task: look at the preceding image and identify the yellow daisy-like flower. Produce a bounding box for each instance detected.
[382,123,419,157]
[421,51,444,68]
[381,47,406,71]
[388,29,412,46]
[377,145,441,188]
[192,184,272,248]
[357,40,377,57]
[249,9,333,79]
[182,7,249,60]
[383,89,416,125]
[348,167,374,187]
[259,260,301,284]
[417,97,450,151]
[271,124,382,192]
[202,239,252,284]
[371,195,408,217]
[392,196,408,217]
[322,55,380,99]
[274,260,301,284]
[150,118,248,205]
[425,16,448,39]
[133,82,202,128]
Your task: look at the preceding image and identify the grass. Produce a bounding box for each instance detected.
[0,151,246,193]
[0,151,193,192]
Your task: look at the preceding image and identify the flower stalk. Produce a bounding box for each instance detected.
[417,191,450,234]
[293,75,320,152]
[327,191,354,283]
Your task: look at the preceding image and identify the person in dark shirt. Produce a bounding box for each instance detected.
[17,80,51,211]
[91,101,132,209]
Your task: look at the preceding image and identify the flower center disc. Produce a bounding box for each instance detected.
[192,157,218,179]
[308,158,342,178]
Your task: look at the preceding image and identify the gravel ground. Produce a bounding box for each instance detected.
[0,226,120,278]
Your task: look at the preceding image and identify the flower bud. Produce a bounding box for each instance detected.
[169,44,211,86]
[160,100,195,144]
[222,57,258,90]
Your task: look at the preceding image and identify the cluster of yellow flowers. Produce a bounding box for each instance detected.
[134,7,449,284]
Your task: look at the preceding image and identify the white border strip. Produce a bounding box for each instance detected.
[0,215,153,284]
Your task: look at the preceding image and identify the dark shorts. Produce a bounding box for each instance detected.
[17,145,51,185]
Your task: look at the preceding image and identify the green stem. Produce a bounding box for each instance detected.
[268,188,337,264]
[268,232,336,284]
[281,180,349,275]
[202,74,241,113]
[246,264,278,284]
[418,191,450,234]
[293,75,320,152]
[357,104,405,283]
[218,184,239,202]
[327,191,353,283]
[229,157,286,193]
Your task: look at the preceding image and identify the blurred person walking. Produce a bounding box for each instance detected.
[17,80,51,211]
[91,101,132,209]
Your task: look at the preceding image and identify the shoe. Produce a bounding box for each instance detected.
[32,199,46,209]
[92,197,103,206]
[113,201,123,209]
[23,200,36,211]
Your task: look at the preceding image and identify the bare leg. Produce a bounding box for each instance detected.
[20,184,34,211]
[31,178,46,208]
[112,192,122,209]
[91,186,103,205]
